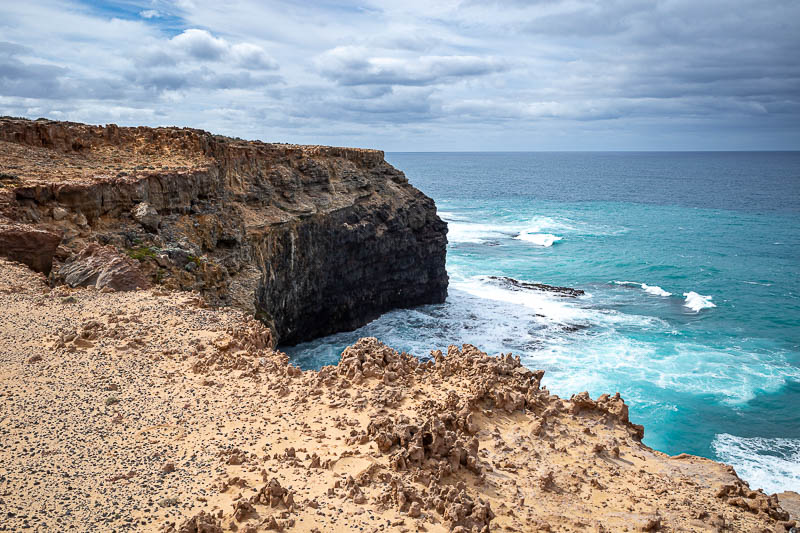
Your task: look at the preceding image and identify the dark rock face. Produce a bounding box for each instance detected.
[0,117,448,344]
[256,199,448,344]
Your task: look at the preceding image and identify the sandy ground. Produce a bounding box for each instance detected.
[0,258,795,533]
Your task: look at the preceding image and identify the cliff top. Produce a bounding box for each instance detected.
[0,256,795,532]
[0,116,384,186]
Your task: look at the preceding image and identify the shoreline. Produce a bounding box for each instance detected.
[0,257,796,532]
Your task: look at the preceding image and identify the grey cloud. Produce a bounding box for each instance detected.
[171,29,228,61]
[317,46,507,86]
[134,29,279,71]
[127,66,281,92]
[280,85,439,125]
[0,44,126,100]
[0,0,798,150]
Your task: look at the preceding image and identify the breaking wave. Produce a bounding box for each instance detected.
[515,232,563,247]
[683,291,716,312]
[612,280,672,297]
[712,434,800,494]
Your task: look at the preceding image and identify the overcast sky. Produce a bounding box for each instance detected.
[1,0,798,150]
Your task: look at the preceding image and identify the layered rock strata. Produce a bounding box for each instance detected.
[0,117,448,344]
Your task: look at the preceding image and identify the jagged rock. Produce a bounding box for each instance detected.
[253,478,295,511]
[232,500,256,522]
[487,275,585,297]
[59,243,149,291]
[174,511,223,533]
[0,221,61,274]
[132,202,160,232]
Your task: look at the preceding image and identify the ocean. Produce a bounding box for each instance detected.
[284,151,800,494]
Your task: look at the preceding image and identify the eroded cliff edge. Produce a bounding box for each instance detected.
[0,117,448,344]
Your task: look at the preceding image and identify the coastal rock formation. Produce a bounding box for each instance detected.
[60,243,150,291]
[0,221,61,273]
[0,117,448,344]
[0,257,794,532]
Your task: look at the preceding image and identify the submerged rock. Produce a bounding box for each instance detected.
[487,275,584,297]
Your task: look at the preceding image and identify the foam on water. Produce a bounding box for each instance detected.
[612,281,672,297]
[683,291,716,312]
[712,434,800,494]
[441,212,573,245]
[515,232,563,247]
[445,221,515,243]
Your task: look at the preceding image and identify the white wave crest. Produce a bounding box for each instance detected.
[515,232,563,247]
[683,291,716,312]
[612,281,672,297]
[712,434,800,494]
[441,213,573,245]
[446,221,516,243]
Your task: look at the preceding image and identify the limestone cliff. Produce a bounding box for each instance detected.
[0,117,448,344]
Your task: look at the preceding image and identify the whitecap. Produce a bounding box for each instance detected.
[642,284,671,297]
[612,280,672,297]
[446,221,516,243]
[712,434,800,494]
[683,291,716,312]
[515,232,563,247]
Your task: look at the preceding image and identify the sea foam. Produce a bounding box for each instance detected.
[683,291,716,312]
[612,281,672,297]
[515,232,563,247]
[712,434,800,494]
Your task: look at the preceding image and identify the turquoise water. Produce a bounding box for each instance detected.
[285,152,800,494]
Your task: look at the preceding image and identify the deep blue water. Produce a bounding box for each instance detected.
[285,152,800,493]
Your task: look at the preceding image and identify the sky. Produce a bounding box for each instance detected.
[1,0,798,151]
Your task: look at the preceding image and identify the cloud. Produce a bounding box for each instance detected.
[139,9,161,19]
[171,29,228,61]
[142,29,279,70]
[0,0,796,150]
[316,46,507,86]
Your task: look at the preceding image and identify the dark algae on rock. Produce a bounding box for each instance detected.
[0,117,448,344]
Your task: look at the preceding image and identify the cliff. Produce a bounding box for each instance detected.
[0,117,448,344]
[0,258,795,532]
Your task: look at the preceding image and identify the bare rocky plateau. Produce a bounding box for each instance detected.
[0,119,798,532]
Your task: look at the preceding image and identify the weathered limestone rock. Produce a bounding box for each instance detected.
[132,202,161,232]
[59,243,150,291]
[0,221,61,273]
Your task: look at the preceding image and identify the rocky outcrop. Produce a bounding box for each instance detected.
[0,117,448,344]
[0,221,61,274]
[487,275,585,297]
[59,243,150,291]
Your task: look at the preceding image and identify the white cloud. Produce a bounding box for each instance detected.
[316,46,507,86]
[0,0,796,150]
